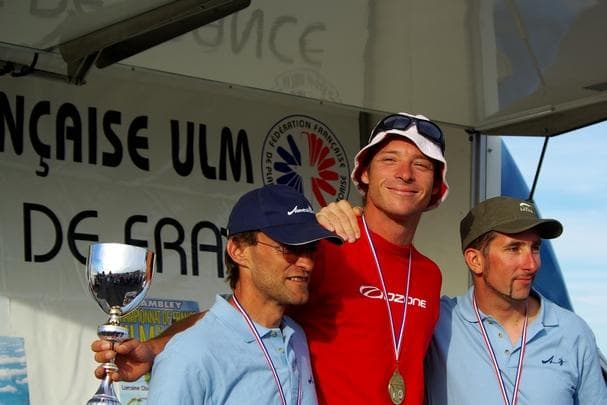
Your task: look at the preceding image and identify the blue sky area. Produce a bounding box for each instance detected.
[503,120,607,356]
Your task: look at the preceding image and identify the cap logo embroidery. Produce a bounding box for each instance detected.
[519,202,535,215]
[287,205,314,216]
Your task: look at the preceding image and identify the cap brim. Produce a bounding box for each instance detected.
[493,218,563,239]
[263,222,344,245]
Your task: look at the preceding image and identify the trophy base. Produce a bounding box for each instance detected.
[87,393,121,405]
[87,374,122,405]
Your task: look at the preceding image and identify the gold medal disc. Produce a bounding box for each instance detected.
[388,369,405,404]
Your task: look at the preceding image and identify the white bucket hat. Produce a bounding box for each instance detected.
[351,112,449,211]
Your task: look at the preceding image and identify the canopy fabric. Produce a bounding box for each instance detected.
[1,0,606,135]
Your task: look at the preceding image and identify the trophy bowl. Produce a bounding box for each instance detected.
[86,242,154,405]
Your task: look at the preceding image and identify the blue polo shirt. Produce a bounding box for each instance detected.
[147,294,317,405]
[425,288,607,404]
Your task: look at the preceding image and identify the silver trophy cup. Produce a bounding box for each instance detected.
[86,243,154,405]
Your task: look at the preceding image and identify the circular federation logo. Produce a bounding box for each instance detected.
[261,115,350,209]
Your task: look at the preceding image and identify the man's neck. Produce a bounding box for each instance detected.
[474,288,540,343]
[231,285,285,328]
[362,204,421,246]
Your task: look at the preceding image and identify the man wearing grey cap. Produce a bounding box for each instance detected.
[146,184,342,405]
[424,196,607,404]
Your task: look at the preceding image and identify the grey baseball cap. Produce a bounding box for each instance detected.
[460,196,563,250]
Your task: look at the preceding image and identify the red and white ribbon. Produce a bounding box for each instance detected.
[473,297,528,405]
[232,295,302,405]
[362,216,412,364]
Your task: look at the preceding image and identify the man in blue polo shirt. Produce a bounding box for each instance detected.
[425,196,607,404]
[146,184,342,405]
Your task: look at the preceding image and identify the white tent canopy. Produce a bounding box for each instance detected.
[2,0,606,136]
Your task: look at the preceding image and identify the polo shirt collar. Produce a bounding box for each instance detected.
[457,287,559,329]
[214,294,296,344]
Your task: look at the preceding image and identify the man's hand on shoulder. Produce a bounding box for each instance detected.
[316,200,363,243]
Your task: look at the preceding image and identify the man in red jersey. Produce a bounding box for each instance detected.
[92,112,449,405]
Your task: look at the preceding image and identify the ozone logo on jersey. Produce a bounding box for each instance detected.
[261,115,350,208]
[359,285,428,309]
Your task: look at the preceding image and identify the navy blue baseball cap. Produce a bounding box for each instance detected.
[227,184,343,245]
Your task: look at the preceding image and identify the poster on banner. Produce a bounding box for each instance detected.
[118,298,200,404]
[0,336,30,405]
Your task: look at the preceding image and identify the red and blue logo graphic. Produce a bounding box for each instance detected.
[261,115,350,209]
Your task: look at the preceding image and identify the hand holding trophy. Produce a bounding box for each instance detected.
[86,243,154,405]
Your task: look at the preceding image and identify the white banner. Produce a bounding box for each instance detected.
[0,67,359,404]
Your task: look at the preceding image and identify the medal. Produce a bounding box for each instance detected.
[388,369,405,404]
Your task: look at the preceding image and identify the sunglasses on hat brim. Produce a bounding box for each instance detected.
[369,114,445,153]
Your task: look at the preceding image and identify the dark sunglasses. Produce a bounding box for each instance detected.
[256,240,318,263]
[369,114,445,153]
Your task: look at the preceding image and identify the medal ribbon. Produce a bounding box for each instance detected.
[362,216,412,362]
[472,297,528,405]
[232,295,302,405]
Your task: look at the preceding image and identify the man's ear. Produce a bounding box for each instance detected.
[464,247,484,276]
[226,238,249,267]
[430,164,443,200]
[361,167,370,186]
[431,181,441,200]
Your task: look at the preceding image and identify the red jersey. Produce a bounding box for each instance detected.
[291,217,442,405]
